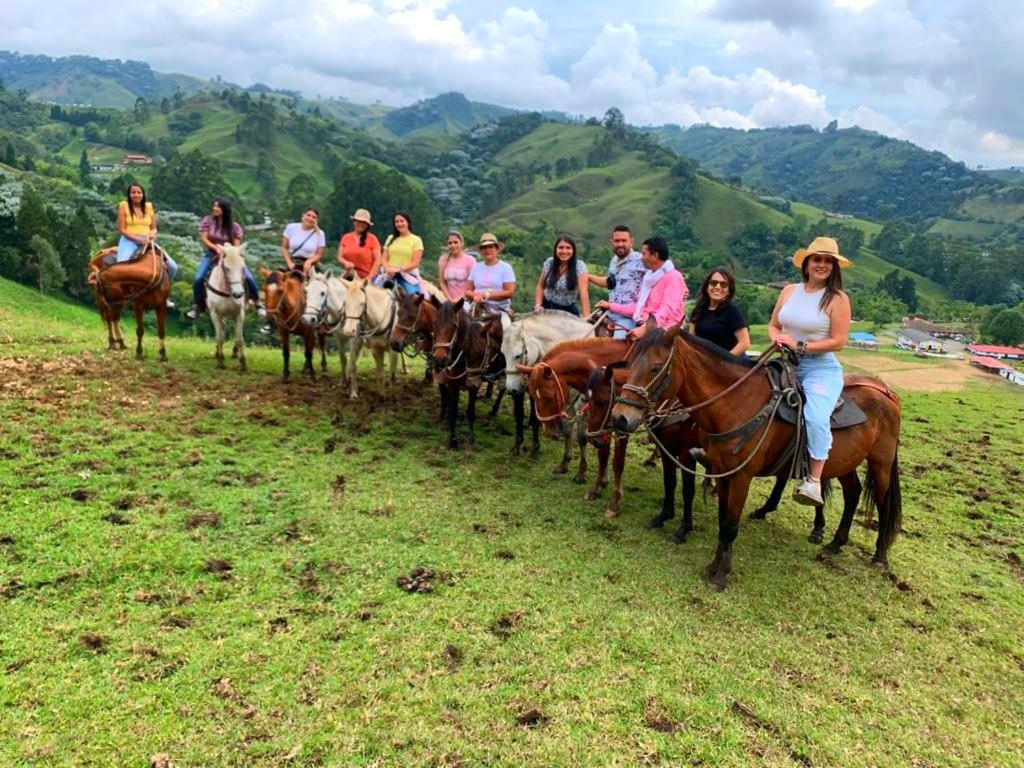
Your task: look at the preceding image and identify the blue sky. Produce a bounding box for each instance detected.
[2,0,1022,167]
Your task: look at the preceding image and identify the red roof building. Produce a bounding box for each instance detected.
[970,355,1013,371]
[967,344,1024,360]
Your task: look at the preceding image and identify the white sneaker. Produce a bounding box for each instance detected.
[256,305,267,318]
[793,478,823,506]
[185,306,199,320]
[166,298,176,309]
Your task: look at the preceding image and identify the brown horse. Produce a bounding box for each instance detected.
[585,364,819,540]
[261,268,326,381]
[522,338,632,508]
[612,325,902,590]
[431,298,479,449]
[391,292,445,418]
[91,243,170,361]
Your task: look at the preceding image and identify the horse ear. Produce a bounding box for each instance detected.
[323,267,334,279]
[259,267,271,278]
[663,320,683,345]
[541,366,553,380]
[515,364,533,374]
[238,242,249,257]
[645,315,657,330]
[412,293,425,305]
[429,294,441,308]
[602,364,616,383]
[454,297,465,312]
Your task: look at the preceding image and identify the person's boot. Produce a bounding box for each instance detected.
[185,305,200,320]
[792,477,823,506]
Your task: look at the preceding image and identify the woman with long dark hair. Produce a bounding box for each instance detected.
[768,236,852,506]
[338,208,381,279]
[533,234,589,315]
[438,230,475,302]
[689,267,749,355]
[379,211,424,293]
[186,198,264,319]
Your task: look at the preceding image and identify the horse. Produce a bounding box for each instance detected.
[390,291,450,421]
[611,323,902,590]
[260,268,326,381]
[431,298,479,449]
[501,309,599,466]
[303,271,357,394]
[464,313,506,417]
[92,242,171,361]
[584,364,818,539]
[206,243,249,372]
[521,338,632,512]
[339,277,399,399]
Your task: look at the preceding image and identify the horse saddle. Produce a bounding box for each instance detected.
[767,360,867,431]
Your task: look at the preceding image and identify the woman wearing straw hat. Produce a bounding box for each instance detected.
[466,232,516,313]
[768,236,852,506]
[338,208,381,279]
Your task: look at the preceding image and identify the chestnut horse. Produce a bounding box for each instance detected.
[522,337,631,512]
[584,364,819,540]
[261,268,326,381]
[612,325,901,590]
[390,292,448,420]
[91,242,170,361]
[431,299,478,449]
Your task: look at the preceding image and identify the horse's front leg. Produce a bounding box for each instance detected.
[211,310,226,369]
[374,346,387,395]
[319,331,328,371]
[466,385,478,449]
[388,347,398,390]
[489,386,504,417]
[444,384,459,450]
[606,435,627,518]
[134,302,145,361]
[572,414,588,484]
[649,445,677,530]
[704,474,752,591]
[528,395,541,460]
[675,450,696,543]
[280,328,291,382]
[554,421,573,476]
[824,472,861,556]
[511,391,525,456]
[586,438,609,502]
[302,328,315,379]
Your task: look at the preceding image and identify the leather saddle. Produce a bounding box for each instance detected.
[767,360,867,431]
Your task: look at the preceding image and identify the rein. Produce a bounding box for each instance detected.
[206,257,243,301]
[266,272,303,330]
[532,362,572,423]
[393,300,430,358]
[433,311,468,379]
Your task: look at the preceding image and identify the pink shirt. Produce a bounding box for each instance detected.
[439,252,476,300]
[608,269,687,328]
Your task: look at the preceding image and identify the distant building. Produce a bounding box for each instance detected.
[91,163,123,172]
[999,368,1024,386]
[766,281,789,291]
[970,355,1013,373]
[967,344,1024,360]
[897,328,943,353]
[122,153,153,165]
[904,317,973,341]
[849,331,878,350]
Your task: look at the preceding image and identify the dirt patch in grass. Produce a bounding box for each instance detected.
[490,610,523,639]
[185,512,221,529]
[396,566,451,594]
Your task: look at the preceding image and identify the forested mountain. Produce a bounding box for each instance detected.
[0,52,208,109]
[643,122,995,222]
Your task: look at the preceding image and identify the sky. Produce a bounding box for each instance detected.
[2,0,1022,168]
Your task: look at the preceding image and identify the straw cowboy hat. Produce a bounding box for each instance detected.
[792,236,853,269]
[476,232,505,253]
[350,208,373,225]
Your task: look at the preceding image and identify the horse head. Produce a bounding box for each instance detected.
[340,278,368,337]
[303,271,330,327]
[219,244,247,300]
[391,291,426,352]
[432,298,466,370]
[526,361,573,438]
[611,319,685,434]
[466,314,504,390]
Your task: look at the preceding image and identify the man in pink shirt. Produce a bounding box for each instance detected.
[598,236,686,340]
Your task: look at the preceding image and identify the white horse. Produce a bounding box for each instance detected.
[501,309,598,468]
[207,243,249,372]
[340,277,400,399]
[303,271,354,394]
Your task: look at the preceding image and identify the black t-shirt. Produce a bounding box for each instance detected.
[692,301,747,352]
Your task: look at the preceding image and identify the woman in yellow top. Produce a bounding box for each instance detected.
[378,211,424,294]
[91,183,178,293]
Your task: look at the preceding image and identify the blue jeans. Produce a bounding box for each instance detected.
[607,311,637,339]
[795,352,843,461]
[194,249,258,309]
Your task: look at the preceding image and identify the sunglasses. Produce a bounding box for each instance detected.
[708,280,729,289]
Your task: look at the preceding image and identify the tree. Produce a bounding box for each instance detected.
[3,143,15,167]
[133,97,151,123]
[173,88,185,110]
[855,291,906,329]
[56,204,96,298]
[160,97,171,115]
[31,235,65,294]
[150,150,232,215]
[278,172,319,223]
[255,150,278,201]
[78,148,91,185]
[602,107,626,138]
[986,309,1024,346]
[16,183,49,252]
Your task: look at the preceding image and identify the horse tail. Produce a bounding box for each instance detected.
[862,448,902,554]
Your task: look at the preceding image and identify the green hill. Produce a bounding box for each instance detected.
[644,123,992,222]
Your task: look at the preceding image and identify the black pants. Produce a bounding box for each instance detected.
[542,298,580,316]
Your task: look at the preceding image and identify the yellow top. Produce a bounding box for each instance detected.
[384,234,424,268]
[119,200,155,237]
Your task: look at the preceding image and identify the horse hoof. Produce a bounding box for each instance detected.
[672,531,689,544]
[707,575,727,592]
[135,354,143,362]
[870,557,890,570]
[118,341,127,350]
[808,530,824,544]
[603,508,619,519]
[552,465,568,476]
[647,513,672,529]
[572,473,587,485]
[584,490,601,501]
[750,508,770,520]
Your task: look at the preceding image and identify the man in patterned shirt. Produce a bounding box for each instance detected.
[591,225,646,338]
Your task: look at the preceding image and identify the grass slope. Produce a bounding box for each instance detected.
[2,277,1024,766]
[693,177,791,249]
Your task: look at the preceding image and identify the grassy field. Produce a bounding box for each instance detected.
[2,282,1023,768]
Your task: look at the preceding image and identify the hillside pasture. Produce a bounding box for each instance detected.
[1,278,1023,767]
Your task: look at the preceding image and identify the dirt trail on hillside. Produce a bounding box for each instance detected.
[843,353,996,392]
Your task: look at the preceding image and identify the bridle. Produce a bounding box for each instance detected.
[532,362,573,423]
[465,320,501,382]
[206,255,244,301]
[266,271,303,330]
[432,310,467,379]
[393,298,429,357]
[584,371,619,440]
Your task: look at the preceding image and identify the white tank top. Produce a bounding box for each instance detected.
[778,283,831,342]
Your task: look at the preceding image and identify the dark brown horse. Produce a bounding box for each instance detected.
[261,268,326,381]
[91,243,170,361]
[463,313,505,416]
[585,365,819,541]
[391,292,444,414]
[431,298,478,449]
[522,338,632,507]
[612,324,901,589]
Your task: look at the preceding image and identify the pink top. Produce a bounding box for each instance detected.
[608,269,687,328]
[439,252,476,300]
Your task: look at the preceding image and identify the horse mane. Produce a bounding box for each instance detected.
[549,337,618,353]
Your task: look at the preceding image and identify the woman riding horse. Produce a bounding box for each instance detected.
[768,236,852,506]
